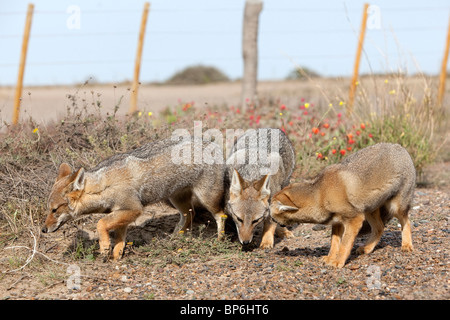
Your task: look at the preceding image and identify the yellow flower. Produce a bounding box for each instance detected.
[328,103,333,107]
[148,111,152,116]
[384,79,389,84]
[339,101,345,106]
[33,128,38,133]
[304,103,310,108]
[279,112,283,116]
[355,81,359,86]
[138,111,142,117]
[389,89,396,95]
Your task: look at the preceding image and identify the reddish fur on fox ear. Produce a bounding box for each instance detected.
[254,175,271,200]
[57,163,72,180]
[70,168,85,191]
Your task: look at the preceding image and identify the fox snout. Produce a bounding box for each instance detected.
[41,209,72,233]
[238,227,254,246]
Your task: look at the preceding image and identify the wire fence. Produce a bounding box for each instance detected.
[0,3,449,84]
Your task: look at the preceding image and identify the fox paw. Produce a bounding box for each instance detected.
[259,239,274,249]
[276,227,294,239]
[356,245,372,255]
[321,256,345,268]
[401,243,413,252]
[99,246,112,262]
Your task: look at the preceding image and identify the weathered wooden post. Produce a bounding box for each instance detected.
[438,12,450,107]
[241,0,263,110]
[348,3,369,114]
[12,3,34,125]
[129,2,150,114]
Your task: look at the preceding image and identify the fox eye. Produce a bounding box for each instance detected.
[252,217,263,225]
[236,216,243,223]
[52,208,57,213]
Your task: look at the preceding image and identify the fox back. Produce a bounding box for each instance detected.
[336,142,415,215]
[43,137,225,233]
[225,128,295,246]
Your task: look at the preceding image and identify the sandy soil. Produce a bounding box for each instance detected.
[0,80,321,124]
[1,180,448,300]
[0,76,438,125]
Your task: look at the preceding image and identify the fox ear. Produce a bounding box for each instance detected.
[71,168,85,191]
[274,200,298,212]
[57,163,72,180]
[230,169,243,196]
[278,204,298,212]
[257,175,271,199]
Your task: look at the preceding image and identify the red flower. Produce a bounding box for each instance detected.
[347,146,352,151]
[360,123,366,130]
[368,133,373,138]
[312,127,319,135]
[317,153,323,159]
[280,104,286,110]
[331,149,337,154]
[340,150,346,156]
[323,123,330,129]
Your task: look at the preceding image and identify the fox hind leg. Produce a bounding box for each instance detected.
[357,208,384,255]
[387,197,413,252]
[169,193,195,235]
[395,208,413,252]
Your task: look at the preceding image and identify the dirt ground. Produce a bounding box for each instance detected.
[1,164,448,301]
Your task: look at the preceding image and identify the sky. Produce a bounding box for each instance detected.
[1,0,449,86]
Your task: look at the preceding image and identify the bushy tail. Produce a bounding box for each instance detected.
[358,206,393,235]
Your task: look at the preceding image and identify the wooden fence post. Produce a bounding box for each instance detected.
[241,0,263,110]
[12,3,34,125]
[348,3,369,114]
[129,2,150,114]
[438,12,450,107]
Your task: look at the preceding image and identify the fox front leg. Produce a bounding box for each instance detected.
[213,212,227,241]
[96,209,142,261]
[97,218,112,260]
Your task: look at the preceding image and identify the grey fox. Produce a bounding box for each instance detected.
[270,143,416,268]
[42,137,226,260]
[225,128,295,248]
